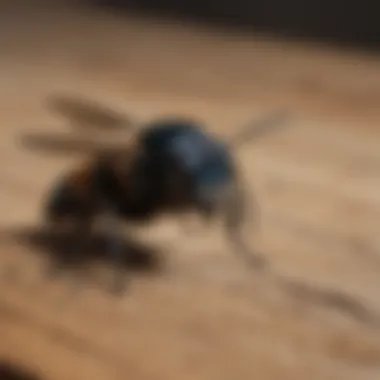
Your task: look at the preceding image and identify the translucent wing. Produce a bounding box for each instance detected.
[46,93,136,132]
[19,94,139,156]
[18,132,131,155]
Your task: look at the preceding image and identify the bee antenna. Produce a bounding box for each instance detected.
[230,110,292,148]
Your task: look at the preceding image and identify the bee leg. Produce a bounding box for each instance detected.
[102,210,128,296]
[42,220,73,280]
[40,215,93,297]
[223,184,269,270]
[67,218,95,294]
[45,253,67,280]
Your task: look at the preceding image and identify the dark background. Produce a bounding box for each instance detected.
[90,0,378,51]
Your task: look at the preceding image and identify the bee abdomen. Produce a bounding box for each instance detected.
[43,176,79,223]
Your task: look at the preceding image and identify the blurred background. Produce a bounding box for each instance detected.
[0,1,379,380]
[94,0,380,49]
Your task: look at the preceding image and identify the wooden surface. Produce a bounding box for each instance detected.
[0,3,379,380]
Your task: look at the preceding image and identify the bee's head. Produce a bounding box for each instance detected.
[140,119,237,208]
[158,124,236,210]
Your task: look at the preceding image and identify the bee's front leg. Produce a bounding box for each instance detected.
[223,182,268,271]
[42,213,94,299]
[42,218,79,280]
[67,215,96,293]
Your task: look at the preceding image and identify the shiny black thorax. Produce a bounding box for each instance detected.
[93,125,212,221]
[45,120,237,226]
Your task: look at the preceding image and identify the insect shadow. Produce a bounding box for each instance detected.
[2,225,164,290]
[0,360,41,380]
[273,273,380,328]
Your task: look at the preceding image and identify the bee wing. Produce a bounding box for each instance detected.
[46,94,136,132]
[229,109,292,148]
[19,132,129,155]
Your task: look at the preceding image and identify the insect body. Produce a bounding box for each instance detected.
[21,95,290,294]
[42,119,262,293]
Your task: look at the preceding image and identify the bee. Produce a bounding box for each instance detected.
[21,97,291,294]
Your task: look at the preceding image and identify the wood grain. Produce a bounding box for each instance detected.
[0,3,379,380]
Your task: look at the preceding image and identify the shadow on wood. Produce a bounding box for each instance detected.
[0,226,165,293]
[0,361,41,380]
[13,226,163,272]
[273,273,380,329]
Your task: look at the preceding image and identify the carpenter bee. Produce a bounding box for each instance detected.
[21,98,291,294]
